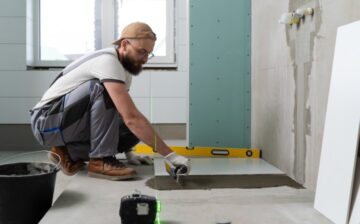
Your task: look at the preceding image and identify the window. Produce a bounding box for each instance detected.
[31,0,175,68]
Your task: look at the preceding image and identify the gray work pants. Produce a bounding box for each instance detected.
[30,79,139,161]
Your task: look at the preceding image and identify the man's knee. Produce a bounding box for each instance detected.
[118,132,140,153]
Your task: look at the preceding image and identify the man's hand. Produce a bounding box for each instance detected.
[165,152,191,175]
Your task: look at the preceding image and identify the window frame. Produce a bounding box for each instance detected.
[30,0,176,68]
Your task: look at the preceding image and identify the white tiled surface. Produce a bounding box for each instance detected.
[150,71,188,98]
[0,70,56,97]
[0,17,26,43]
[0,98,38,123]
[154,157,284,176]
[129,71,150,97]
[0,44,26,70]
[149,98,187,123]
[0,0,26,17]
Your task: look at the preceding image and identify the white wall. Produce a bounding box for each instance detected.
[0,0,189,124]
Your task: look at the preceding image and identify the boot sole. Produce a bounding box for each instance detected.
[88,171,136,181]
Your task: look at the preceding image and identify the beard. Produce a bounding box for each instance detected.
[121,54,143,76]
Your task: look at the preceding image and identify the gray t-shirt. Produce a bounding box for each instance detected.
[33,47,132,109]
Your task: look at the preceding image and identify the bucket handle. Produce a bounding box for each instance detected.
[48,150,62,171]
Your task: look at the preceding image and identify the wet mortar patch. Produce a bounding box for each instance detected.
[146,174,303,190]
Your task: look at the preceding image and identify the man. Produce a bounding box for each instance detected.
[30,22,190,180]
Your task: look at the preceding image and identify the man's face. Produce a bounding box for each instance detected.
[121,39,155,75]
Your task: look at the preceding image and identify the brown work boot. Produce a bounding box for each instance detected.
[88,156,136,181]
[49,146,85,176]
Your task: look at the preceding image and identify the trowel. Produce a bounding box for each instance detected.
[164,160,188,183]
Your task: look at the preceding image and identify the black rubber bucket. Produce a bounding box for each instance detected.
[0,151,60,224]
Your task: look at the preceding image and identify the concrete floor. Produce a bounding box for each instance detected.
[39,164,332,224]
[0,147,332,224]
[38,162,331,223]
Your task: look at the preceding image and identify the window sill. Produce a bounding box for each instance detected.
[27,63,178,71]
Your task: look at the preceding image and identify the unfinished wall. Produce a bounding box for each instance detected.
[252,0,360,189]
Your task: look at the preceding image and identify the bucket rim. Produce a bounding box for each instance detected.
[0,150,61,177]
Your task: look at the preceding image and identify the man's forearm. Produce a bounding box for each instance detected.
[103,82,175,156]
[125,114,172,156]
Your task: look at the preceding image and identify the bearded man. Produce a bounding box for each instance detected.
[30,22,190,181]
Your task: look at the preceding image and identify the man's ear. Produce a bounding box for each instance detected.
[120,39,129,49]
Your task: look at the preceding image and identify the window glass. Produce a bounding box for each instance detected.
[40,0,96,61]
[116,0,166,57]
[36,0,173,67]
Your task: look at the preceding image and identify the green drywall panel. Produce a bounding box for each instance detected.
[189,0,251,148]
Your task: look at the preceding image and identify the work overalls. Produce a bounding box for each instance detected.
[30,51,139,161]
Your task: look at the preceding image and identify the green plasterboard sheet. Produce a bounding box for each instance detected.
[189,0,251,148]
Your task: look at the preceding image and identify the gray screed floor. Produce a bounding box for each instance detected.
[0,143,331,224]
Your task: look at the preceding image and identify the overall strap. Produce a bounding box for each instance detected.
[49,49,117,87]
